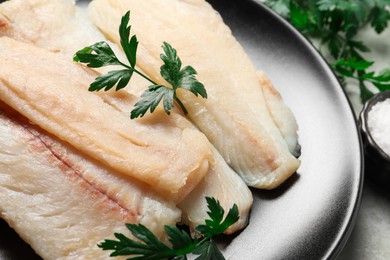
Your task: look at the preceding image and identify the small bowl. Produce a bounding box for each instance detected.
[360,90,390,189]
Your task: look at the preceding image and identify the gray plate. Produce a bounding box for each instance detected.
[0,0,363,259]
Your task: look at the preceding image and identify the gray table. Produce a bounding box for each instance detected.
[336,24,390,260]
[338,179,390,259]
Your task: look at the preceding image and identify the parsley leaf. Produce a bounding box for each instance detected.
[89,69,133,92]
[333,58,374,72]
[193,240,225,260]
[160,42,207,99]
[265,0,390,103]
[316,0,355,11]
[370,6,390,33]
[119,11,138,67]
[98,197,239,259]
[99,224,176,259]
[196,197,239,238]
[73,41,121,68]
[131,85,174,118]
[289,2,309,30]
[165,226,198,254]
[264,0,290,17]
[130,42,206,118]
[74,11,207,118]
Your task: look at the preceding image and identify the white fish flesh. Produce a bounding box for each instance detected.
[97,86,253,233]
[0,36,212,202]
[259,72,301,157]
[0,0,252,234]
[0,101,181,260]
[178,146,253,234]
[0,0,105,57]
[89,0,301,189]
[100,88,253,234]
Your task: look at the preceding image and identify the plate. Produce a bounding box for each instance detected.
[0,0,363,259]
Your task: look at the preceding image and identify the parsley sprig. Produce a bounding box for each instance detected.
[98,197,239,260]
[74,11,207,119]
[265,0,390,103]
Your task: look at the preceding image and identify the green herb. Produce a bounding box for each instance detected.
[264,0,390,103]
[98,197,239,260]
[74,11,207,118]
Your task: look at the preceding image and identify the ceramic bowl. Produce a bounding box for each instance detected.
[360,90,390,189]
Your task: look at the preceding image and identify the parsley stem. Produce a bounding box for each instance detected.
[336,36,347,61]
[120,60,191,116]
[118,61,158,85]
[198,236,210,245]
[120,60,191,115]
[134,68,158,85]
[174,95,188,115]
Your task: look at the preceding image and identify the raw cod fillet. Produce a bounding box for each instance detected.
[89,0,301,189]
[259,72,301,157]
[178,146,252,234]
[99,87,253,234]
[0,102,181,260]
[0,0,103,56]
[100,87,253,234]
[0,0,253,234]
[0,36,212,202]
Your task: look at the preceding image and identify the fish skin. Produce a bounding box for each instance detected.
[0,102,181,260]
[0,0,252,234]
[0,36,212,202]
[88,0,301,189]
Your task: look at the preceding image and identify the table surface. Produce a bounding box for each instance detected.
[333,22,390,260]
[338,179,390,260]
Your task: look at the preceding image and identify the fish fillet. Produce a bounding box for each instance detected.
[99,88,253,233]
[101,86,253,233]
[100,87,253,233]
[89,0,301,189]
[0,0,257,256]
[0,102,181,260]
[0,36,212,202]
[259,72,301,157]
[0,0,103,56]
[0,0,252,233]
[178,147,252,234]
